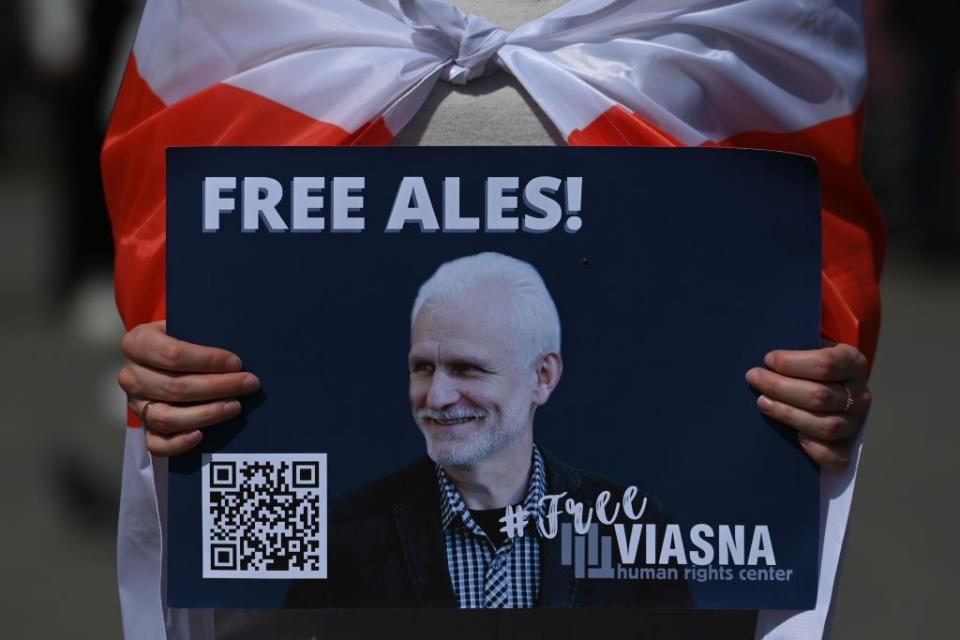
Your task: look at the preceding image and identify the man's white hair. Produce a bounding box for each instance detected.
[411,252,561,368]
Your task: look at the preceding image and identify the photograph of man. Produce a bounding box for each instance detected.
[286,252,691,609]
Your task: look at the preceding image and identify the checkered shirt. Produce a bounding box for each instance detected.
[437,446,546,608]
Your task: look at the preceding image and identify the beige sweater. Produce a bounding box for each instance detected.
[393,0,566,146]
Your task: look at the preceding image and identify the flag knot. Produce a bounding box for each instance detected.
[403,1,509,85]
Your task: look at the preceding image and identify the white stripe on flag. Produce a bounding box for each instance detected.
[755,424,868,639]
[118,426,214,639]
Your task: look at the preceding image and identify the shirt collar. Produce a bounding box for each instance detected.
[437,444,547,534]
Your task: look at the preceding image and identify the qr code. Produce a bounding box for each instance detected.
[201,453,327,579]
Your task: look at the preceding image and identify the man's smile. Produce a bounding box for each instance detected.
[418,409,487,427]
[430,415,482,426]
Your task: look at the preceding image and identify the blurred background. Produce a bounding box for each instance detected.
[0,0,956,637]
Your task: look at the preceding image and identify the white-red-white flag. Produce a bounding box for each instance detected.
[102,2,885,638]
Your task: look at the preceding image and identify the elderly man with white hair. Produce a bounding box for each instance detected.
[284,251,690,610]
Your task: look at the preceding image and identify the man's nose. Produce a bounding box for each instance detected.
[425,370,460,408]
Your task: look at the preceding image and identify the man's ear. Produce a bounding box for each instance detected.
[532,352,563,406]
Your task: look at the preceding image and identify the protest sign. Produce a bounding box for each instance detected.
[166,146,821,609]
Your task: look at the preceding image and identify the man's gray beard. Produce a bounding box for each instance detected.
[416,408,525,467]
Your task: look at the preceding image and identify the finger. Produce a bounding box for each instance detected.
[120,361,259,403]
[745,367,851,414]
[128,398,241,434]
[123,321,243,373]
[797,435,851,471]
[763,343,868,382]
[756,395,860,441]
[146,429,204,457]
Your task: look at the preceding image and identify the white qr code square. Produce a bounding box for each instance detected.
[202,453,327,579]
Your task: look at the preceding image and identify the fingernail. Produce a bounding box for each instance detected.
[757,395,773,412]
[188,430,203,443]
[225,355,243,371]
[745,368,760,385]
[763,352,775,367]
[241,374,260,393]
[223,400,241,415]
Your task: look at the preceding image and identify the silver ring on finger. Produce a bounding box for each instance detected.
[141,399,158,430]
[840,384,854,414]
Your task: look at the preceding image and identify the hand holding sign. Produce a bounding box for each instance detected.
[118,320,261,456]
[746,340,871,470]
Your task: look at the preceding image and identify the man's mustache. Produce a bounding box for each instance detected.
[416,407,487,422]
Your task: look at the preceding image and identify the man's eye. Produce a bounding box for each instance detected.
[451,363,481,374]
[411,362,434,374]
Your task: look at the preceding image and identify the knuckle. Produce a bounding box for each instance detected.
[811,386,834,410]
[148,407,174,433]
[117,367,138,395]
[163,376,189,401]
[159,343,183,369]
[212,376,233,396]
[149,418,171,434]
[121,330,138,358]
[833,344,863,373]
[813,356,835,380]
[819,416,846,440]
[835,343,855,357]
[853,351,869,375]
[145,432,165,456]
[837,345,857,369]
[204,349,225,371]
[146,431,179,457]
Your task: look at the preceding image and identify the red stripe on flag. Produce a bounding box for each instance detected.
[569,105,885,366]
[101,55,393,425]
[568,105,684,147]
[102,53,393,329]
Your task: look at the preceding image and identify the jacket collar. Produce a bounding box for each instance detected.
[392,457,457,607]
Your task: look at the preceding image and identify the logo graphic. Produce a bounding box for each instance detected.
[560,522,615,579]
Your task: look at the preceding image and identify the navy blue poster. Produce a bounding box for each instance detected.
[166,146,821,610]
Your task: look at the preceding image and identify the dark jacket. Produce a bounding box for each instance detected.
[285,449,692,609]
